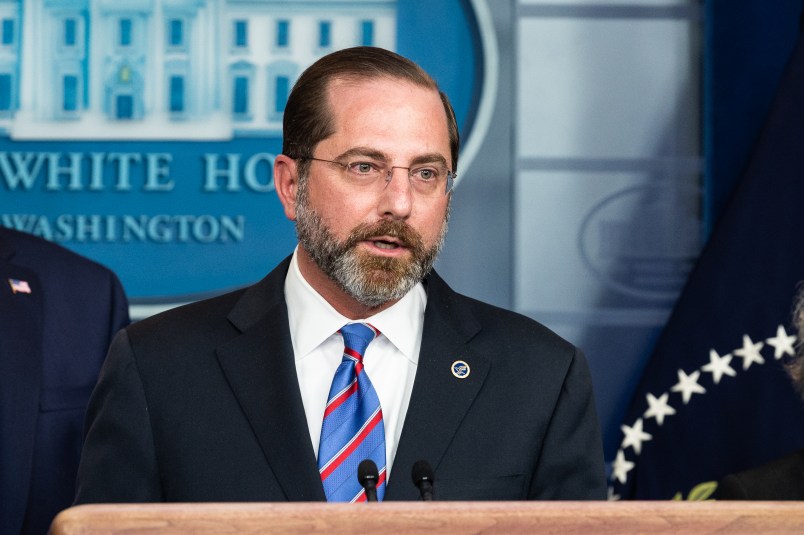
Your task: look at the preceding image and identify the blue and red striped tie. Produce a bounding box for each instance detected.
[318,322,387,502]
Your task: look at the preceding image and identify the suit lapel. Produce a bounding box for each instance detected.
[386,272,490,500]
[0,236,43,532]
[215,258,325,502]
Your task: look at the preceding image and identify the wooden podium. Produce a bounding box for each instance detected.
[50,501,804,534]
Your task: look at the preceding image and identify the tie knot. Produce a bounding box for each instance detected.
[339,322,379,358]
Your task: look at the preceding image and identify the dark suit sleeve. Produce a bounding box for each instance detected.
[75,329,163,503]
[528,348,607,499]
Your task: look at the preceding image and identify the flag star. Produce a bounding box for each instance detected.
[643,392,676,426]
[607,486,621,501]
[620,418,653,455]
[766,325,797,359]
[670,369,706,404]
[733,334,765,370]
[611,450,635,485]
[701,349,737,384]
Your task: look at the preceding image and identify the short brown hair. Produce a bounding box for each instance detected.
[282,46,459,175]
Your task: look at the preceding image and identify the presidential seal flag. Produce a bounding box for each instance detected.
[610,27,804,500]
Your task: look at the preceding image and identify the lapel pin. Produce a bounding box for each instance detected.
[451,360,470,379]
[9,278,32,294]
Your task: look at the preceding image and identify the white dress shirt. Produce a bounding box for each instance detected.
[284,247,424,481]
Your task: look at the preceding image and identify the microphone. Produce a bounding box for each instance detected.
[411,460,435,501]
[357,459,380,502]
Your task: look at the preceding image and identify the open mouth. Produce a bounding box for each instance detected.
[363,235,409,254]
[373,240,401,250]
[347,221,421,256]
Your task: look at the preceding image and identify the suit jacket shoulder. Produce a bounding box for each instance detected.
[431,275,576,353]
[717,449,804,500]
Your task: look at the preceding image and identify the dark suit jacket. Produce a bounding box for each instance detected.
[0,228,129,535]
[76,256,606,503]
[716,449,804,500]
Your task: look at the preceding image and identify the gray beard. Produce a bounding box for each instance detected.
[294,190,448,308]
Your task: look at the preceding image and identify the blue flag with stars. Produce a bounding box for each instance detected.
[610,28,804,500]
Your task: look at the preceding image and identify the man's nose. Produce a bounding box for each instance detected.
[378,167,414,218]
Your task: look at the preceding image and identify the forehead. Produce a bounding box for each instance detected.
[322,77,451,159]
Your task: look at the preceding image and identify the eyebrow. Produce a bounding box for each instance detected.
[333,147,388,162]
[334,146,448,168]
[409,153,449,168]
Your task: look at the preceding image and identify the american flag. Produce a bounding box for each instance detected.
[611,27,804,500]
[9,278,32,294]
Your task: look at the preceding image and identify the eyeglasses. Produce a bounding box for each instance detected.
[301,156,455,196]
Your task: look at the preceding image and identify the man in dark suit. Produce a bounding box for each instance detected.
[76,46,606,503]
[0,227,129,534]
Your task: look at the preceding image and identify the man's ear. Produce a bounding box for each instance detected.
[274,154,298,221]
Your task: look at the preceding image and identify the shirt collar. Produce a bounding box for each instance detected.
[284,246,426,364]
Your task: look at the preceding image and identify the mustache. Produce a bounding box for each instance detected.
[343,219,424,252]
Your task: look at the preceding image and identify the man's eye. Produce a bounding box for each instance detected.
[349,162,378,175]
[413,167,439,181]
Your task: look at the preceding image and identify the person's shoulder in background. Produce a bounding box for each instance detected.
[1,226,130,331]
[716,448,804,500]
[1,227,130,535]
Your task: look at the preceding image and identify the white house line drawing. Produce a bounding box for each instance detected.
[0,0,396,140]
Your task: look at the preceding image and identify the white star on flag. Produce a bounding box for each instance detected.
[620,418,653,455]
[701,349,737,384]
[643,392,676,425]
[670,369,706,404]
[766,325,797,359]
[607,486,621,501]
[733,334,765,370]
[611,450,635,485]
